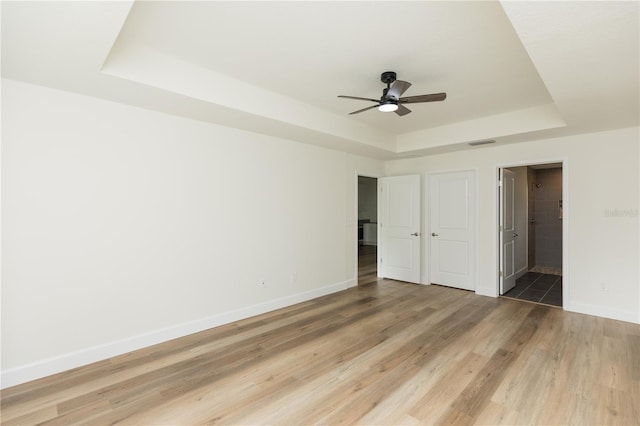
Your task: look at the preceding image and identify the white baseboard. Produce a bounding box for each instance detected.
[1,279,356,389]
[564,301,639,324]
[475,285,498,298]
[515,267,528,279]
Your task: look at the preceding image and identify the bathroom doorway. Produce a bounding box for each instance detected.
[499,163,564,307]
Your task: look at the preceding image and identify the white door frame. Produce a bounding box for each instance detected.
[426,169,478,291]
[494,159,568,306]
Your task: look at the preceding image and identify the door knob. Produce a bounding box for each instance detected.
[432,232,439,237]
[411,232,420,236]
[514,233,519,237]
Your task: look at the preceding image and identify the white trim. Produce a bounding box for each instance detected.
[561,161,570,308]
[0,278,356,389]
[475,286,496,298]
[565,301,639,324]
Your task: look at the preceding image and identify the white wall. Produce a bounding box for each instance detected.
[1,79,384,387]
[386,128,639,324]
[3,77,637,390]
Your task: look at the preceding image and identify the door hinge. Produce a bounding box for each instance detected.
[498,180,503,187]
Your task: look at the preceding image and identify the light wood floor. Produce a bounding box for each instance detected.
[357,244,380,287]
[2,271,639,424]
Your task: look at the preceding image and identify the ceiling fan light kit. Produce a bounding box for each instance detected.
[378,101,398,112]
[338,71,446,116]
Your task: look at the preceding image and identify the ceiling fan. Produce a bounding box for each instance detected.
[338,71,446,116]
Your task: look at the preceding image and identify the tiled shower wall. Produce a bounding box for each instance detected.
[533,168,563,269]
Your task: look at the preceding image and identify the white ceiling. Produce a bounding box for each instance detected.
[2,1,638,159]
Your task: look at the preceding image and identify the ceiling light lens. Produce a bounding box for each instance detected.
[378,103,398,112]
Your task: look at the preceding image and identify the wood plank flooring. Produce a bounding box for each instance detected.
[357,244,380,287]
[2,273,639,424]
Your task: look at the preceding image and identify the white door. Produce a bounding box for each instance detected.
[379,175,421,284]
[429,171,476,291]
[500,168,517,294]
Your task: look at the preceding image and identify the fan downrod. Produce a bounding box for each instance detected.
[380,71,397,85]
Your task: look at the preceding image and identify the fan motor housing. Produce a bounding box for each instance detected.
[380,71,397,84]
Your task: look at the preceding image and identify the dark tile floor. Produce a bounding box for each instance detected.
[503,272,562,307]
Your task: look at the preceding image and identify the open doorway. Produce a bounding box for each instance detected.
[357,176,378,285]
[499,163,564,307]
